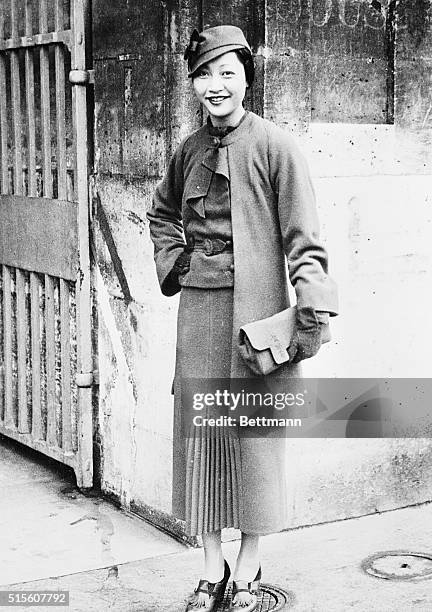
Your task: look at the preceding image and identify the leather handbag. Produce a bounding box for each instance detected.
[238,306,331,376]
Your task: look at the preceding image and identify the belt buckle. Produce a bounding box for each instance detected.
[202,238,227,256]
[203,238,214,255]
[210,238,226,255]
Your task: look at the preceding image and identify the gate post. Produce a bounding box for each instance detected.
[70,0,93,489]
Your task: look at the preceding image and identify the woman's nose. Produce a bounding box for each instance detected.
[208,75,224,92]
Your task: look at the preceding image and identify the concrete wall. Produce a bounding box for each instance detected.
[289,121,432,526]
[91,1,432,537]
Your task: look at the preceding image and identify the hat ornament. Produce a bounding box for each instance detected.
[184,29,201,61]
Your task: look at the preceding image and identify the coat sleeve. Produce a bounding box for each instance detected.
[146,139,187,296]
[268,127,338,315]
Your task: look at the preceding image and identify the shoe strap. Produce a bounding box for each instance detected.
[194,560,231,596]
[233,580,250,594]
[232,565,261,596]
[194,579,214,595]
[232,582,260,595]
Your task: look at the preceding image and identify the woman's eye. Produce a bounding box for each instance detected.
[222,71,235,77]
[196,70,208,78]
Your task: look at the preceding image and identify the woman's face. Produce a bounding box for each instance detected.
[192,51,247,127]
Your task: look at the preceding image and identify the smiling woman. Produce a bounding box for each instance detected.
[147,24,338,612]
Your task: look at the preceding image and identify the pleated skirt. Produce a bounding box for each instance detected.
[173,286,289,537]
[174,287,241,535]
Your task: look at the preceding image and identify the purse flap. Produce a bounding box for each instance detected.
[240,307,297,365]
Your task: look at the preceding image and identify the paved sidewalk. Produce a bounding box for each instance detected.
[2,435,432,611]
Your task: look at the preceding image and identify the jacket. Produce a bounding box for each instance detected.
[147,111,338,378]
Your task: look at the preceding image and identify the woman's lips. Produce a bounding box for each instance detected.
[207,96,228,104]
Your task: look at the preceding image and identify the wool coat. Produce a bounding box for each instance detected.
[147,111,338,534]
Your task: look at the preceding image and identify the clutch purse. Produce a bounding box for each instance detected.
[238,306,331,376]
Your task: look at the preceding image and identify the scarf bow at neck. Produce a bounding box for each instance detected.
[202,145,230,181]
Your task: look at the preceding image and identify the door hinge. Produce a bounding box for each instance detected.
[69,69,94,85]
[76,372,94,388]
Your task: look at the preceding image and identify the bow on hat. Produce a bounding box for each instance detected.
[184,29,201,62]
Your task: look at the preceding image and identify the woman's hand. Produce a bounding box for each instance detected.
[172,249,192,275]
[161,248,192,295]
[288,307,327,363]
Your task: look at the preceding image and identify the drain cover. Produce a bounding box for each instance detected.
[362,551,432,581]
[217,583,292,611]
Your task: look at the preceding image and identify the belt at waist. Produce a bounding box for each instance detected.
[186,237,233,256]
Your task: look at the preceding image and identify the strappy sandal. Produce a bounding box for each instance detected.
[185,559,231,611]
[229,566,261,612]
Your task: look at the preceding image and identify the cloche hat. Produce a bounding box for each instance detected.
[184,25,251,77]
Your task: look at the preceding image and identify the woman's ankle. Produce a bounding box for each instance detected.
[233,555,260,581]
[204,550,225,583]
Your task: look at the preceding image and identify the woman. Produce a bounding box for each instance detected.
[147,25,338,611]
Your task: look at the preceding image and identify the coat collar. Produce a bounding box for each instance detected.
[201,111,255,148]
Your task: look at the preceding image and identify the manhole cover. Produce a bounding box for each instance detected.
[217,583,291,611]
[362,551,432,581]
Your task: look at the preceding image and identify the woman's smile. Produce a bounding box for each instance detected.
[206,95,229,104]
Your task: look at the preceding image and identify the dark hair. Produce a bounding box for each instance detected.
[235,48,255,86]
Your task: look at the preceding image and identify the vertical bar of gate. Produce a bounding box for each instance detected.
[45,275,57,446]
[30,273,41,439]
[0,9,11,429]
[16,268,28,432]
[39,0,57,447]
[71,0,93,487]
[10,1,22,194]
[55,0,67,199]
[0,7,8,194]
[60,280,71,451]
[39,0,52,199]
[25,0,42,438]
[10,0,30,433]
[25,0,36,197]
[2,266,13,428]
[55,0,72,452]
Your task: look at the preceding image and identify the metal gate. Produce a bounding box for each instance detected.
[0,0,93,487]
